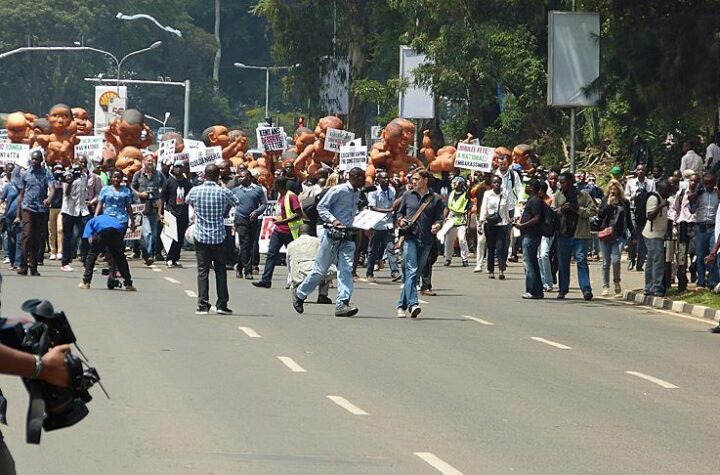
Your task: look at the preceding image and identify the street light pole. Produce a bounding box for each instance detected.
[233,62,299,120]
[265,68,270,118]
[116,41,163,93]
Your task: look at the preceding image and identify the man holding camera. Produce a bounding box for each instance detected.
[131,155,165,266]
[291,168,366,317]
[59,161,89,272]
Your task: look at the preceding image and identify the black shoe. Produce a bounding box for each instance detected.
[252,281,271,288]
[17,267,28,276]
[235,269,242,279]
[557,293,566,300]
[462,260,468,267]
[583,291,593,301]
[709,326,720,334]
[291,287,305,314]
[636,266,644,272]
[335,304,358,317]
[316,295,333,305]
[30,269,40,276]
[214,306,233,315]
[244,274,254,280]
[627,261,635,270]
[443,260,451,267]
[195,307,210,315]
[391,271,402,282]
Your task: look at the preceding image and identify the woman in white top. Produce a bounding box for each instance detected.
[479,176,510,279]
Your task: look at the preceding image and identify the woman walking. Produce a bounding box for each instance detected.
[597,180,634,296]
[479,176,510,280]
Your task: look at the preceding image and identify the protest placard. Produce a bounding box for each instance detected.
[323,128,355,153]
[161,211,178,253]
[0,129,7,142]
[74,136,104,163]
[158,139,176,164]
[256,126,286,152]
[124,204,145,241]
[338,140,368,171]
[352,209,387,230]
[169,151,191,165]
[189,146,223,173]
[454,143,494,172]
[0,143,29,166]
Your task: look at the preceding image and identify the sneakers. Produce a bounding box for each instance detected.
[462,260,468,267]
[614,283,622,295]
[335,303,358,317]
[291,287,305,314]
[144,257,154,266]
[60,265,74,272]
[195,307,210,315]
[396,308,407,318]
[2,258,9,264]
[713,283,720,294]
[601,286,610,296]
[473,263,484,273]
[252,281,271,288]
[166,260,173,268]
[48,254,57,260]
[366,276,377,283]
[316,295,333,305]
[409,306,421,318]
[391,271,402,282]
[443,260,451,267]
[214,306,232,315]
[78,282,90,289]
[125,284,137,292]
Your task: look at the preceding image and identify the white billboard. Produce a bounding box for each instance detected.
[547,11,600,107]
[319,56,349,116]
[399,46,435,119]
[94,85,127,132]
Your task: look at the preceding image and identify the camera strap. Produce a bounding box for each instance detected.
[25,380,45,444]
[406,193,434,227]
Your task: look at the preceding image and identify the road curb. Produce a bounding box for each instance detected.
[621,290,720,324]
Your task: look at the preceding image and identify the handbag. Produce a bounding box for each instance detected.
[598,226,614,241]
[398,194,434,237]
[485,212,502,226]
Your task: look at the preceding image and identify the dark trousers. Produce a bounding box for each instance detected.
[261,230,294,285]
[196,241,229,309]
[421,238,439,290]
[83,228,132,285]
[61,213,83,266]
[20,210,46,270]
[366,229,396,277]
[223,226,236,267]
[167,217,189,263]
[485,223,508,273]
[235,217,259,276]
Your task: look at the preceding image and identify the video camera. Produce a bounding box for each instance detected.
[0,299,105,444]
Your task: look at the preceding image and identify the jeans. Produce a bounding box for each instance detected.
[421,238,439,291]
[485,223,507,273]
[167,217,189,263]
[61,213,84,266]
[644,237,665,295]
[235,217,259,276]
[599,238,624,287]
[141,213,160,259]
[573,238,592,294]
[444,224,469,262]
[522,234,543,297]
[260,231,294,285]
[297,233,356,307]
[538,234,555,290]
[5,219,21,267]
[366,229,398,277]
[628,222,646,267]
[694,224,719,287]
[83,228,133,286]
[223,226,236,267]
[556,235,593,295]
[398,238,432,310]
[195,241,229,309]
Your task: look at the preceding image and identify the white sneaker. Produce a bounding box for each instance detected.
[167,260,173,268]
[49,254,57,260]
[473,264,484,273]
[601,286,610,296]
[60,265,74,272]
[713,283,720,294]
[396,308,407,318]
[2,258,9,264]
[409,306,422,318]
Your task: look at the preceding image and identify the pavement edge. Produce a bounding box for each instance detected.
[620,290,720,324]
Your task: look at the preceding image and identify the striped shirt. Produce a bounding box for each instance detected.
[186,181,239,244]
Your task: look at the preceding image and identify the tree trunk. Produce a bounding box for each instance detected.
[346,0,371,136]
[213,0,221,90]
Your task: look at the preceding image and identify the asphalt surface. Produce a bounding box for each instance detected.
[0,254,719,474]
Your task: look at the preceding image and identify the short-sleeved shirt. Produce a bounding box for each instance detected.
[274,192,302,235]
[367,186,396,230]
[161,176,192,219]
[186,181,239,245]
[20,167,55,213]
[98,185,134,224]
[520,195,544,237]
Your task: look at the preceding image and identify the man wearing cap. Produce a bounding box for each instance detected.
[443,176,471,267]
[495,156,523,262]
[160,160,193,267]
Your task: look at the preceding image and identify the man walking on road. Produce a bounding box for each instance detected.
[292,167,365,317]
[231,170,267,280]
[159,161,192,268]
[186,164,239,315]
[132,155,165,266]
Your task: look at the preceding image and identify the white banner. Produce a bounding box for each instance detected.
[339,141,367,171]
[0,143,29,166]
[454,143,494,172]
[256,126,286,152]
[324,128,355,153]
[94,86,127,131]
[189,146,223,173]
[74,136,104,163]
[158,139,176,165]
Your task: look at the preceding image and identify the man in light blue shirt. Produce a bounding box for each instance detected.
[365,171,399,282]
[292,167,365,317]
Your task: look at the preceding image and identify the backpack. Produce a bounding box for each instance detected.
[540,201,559,237]
[634,186,650,228]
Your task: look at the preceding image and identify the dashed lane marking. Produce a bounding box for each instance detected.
[531,337,572,350]
[152,268,162,273]
[461,315,494,326]
[184,290,197,298]
[238,327,261,338]
[414,452,464,475]
[419,299,429,304]
[163,276,181,284]
[326,395,369,415]
[277,356,307,373]
[626,371,679,389]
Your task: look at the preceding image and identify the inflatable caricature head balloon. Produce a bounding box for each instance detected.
[5,112,32,144]
[71,107,93,136]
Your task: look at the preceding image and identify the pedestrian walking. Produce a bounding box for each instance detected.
[688,173,719,289]
[479,175,510,280]
[597,181,634,296]
[443,176,471,267]
[132,155,165,266]
[643,181,672,296]
[159,161,193,268]
[514,179,545,299]
[230,169,267,279]
[365,171,400,282]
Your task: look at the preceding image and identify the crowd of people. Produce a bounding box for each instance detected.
[3,130,720,328]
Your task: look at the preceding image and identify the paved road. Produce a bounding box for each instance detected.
[0,255,718,474]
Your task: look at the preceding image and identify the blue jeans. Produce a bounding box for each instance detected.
[538,234,555,290]
[557,236,592,295]
[397,238,432,310]
[522,235,543,297]
[297,233,356,307]
[644,237,665,295]
[573,238,592,294]
[261,231,294,285]
[141,213,160,258]
[5,218,21,267]
[694,224,719,288]
[599,238,624,287]
[366,229,398,277]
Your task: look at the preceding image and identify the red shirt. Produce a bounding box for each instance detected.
[274,192,301,234]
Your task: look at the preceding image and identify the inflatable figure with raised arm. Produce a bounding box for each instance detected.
[294,116,343,179]
[421,131,475,174]
[228,129,249,166]
[114,146,143,177]
[201,125,246,161]
[5,112,34,145]
[34,104,79,167]
[282,127,315,165]
[71,107,94,136]
[105,109,153,154]
[367,118,423,185]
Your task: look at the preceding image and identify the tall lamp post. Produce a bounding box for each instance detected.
[233,62,299,118]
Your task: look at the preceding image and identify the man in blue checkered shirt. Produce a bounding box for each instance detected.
[186,164,239,315]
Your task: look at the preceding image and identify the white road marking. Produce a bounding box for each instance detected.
[163,276,181,284]
[461,315,494,326]
[326,395,369,415]
[152,268,162,273]
[531,337,572,350]
[238,326,261,338]
[626,371,679,389]
[277,356,307,373]
[184,290,197,298]
[419,299,429,304]
[414,452,463,475]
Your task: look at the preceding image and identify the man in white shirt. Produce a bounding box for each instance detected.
[624,164,655,271]
[495,156,522,261]
[706,134,720,171]
[642,181,672,296]
[59,166,89,271]
[680,141,703,176]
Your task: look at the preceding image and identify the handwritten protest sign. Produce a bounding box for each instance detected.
[256,126,286,152]
[189,146,223,173]
[74,136,104,163]
[158,139,176,164]
[454,143,494,172]
[0,129,8,142]
[124,204,145,241]
[0,143,29,166]
[170,151,191,165]
[338,140,367,171]
[323,128,355,153]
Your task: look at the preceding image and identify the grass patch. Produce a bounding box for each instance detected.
[666,288,720,309]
